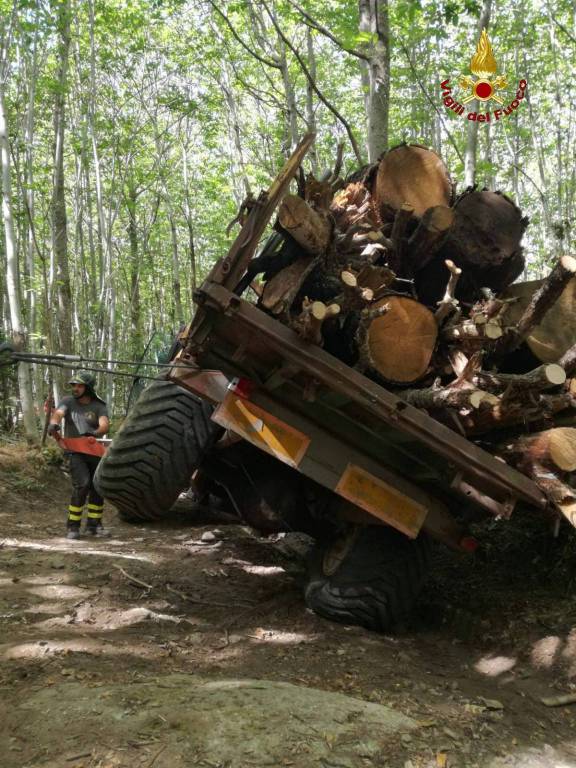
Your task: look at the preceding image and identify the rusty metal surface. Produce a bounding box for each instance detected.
[168,359,229,404]
[194,281,547,510]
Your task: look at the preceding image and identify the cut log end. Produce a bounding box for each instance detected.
[549,428,576,471]
[509,427,576,473]
[560,255,576,274]
[362,296,438,383]
[544,363,568,387]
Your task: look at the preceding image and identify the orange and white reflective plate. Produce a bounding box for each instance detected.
[212,393,310,468]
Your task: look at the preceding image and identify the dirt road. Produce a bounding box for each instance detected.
[1,442,576,767]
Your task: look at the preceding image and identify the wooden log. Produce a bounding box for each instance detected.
[290,299,329,345]
[373,144,452,220]
[249,280,263,297]
[358,295,438,383]
[471,297,516,326]
[336,270,374,311]
[474,363,566,397]
[330,182,379,231]
[506,427,576,472]
[401,384,496,410]
[414,189,527,306]
[435,260,462,324]
[407,206,455,272]
[389,202,414,271]
[355,264,395,295]
[278,194,331,255]
[558,341,576,377]
[495,256,576,357]
[260,254,319,315]
[519,460,576,527]
[304,174,333,210]
[462,393,576,436]
[443,320,503,342]
[501,277,576,364]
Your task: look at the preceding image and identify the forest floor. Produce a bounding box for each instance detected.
[2,443,576,768]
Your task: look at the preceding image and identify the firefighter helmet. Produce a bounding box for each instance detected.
[67,371,97,388]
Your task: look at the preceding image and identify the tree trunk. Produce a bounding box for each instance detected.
[170,215,184,327]
[0,86,37,439]
[51,0,72,386]
[278,34,299,156]
[464,0,492,188]
[359,0,390,162]
[181,138,197,298]
[305,27,319,175]
[126,184,143,357]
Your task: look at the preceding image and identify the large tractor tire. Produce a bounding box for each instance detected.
[94,378,221,523]
[305,525,431,632]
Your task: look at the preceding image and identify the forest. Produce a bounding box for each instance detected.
[1,0,575,434]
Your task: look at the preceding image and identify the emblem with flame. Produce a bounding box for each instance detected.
[459,29,507,105]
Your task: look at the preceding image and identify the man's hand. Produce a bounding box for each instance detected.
[47,423,61,437]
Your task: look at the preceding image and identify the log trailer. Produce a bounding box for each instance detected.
[95,135,576,632]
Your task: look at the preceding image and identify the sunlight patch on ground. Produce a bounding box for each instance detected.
[246,627,314,644]
[24,601,67,615]
[20,574,72,585]
[531,635,562,669]
[27,584,94,600]
[474,654,517,676]
[529,631,576,676]
[0,537,159,563]
[35,605,184,632]
[562,629,576,678]
[239,564,286,576]
[1,636,160,661]
[487,743,576,767]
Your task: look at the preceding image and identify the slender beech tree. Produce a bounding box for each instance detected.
[359,0,390,161]
[0,77,37,436]
[464,0,492,188]
[51,0,72,396]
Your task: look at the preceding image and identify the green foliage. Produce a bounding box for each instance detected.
[0,0,573,421]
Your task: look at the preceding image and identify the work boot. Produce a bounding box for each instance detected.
[66,528,81,541]
[85,524,111,538]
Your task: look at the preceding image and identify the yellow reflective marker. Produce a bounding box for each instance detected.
[212,393,310,468]
[336,463,427,538]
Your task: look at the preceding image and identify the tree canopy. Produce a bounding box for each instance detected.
[1,0,575,432]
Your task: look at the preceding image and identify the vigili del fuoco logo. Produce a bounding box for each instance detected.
[440,29,527,123]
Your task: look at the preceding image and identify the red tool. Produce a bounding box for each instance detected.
[55,434,107,458]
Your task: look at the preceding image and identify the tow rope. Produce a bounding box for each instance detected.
[0,345,197,382]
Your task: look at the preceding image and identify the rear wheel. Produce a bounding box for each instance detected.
[305,525,431,632]
[94,377,221,523]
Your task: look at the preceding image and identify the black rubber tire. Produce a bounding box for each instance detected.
[94,378,221,523]
[305,525,431,632]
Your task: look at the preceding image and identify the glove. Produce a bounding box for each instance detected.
[47,423,60,437]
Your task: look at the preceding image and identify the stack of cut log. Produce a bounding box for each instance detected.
[247,143,576,527]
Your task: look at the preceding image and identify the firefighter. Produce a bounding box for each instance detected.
[48,372,110,540]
